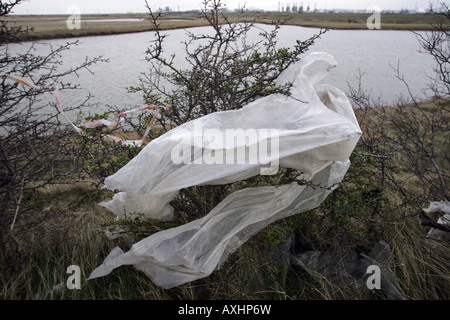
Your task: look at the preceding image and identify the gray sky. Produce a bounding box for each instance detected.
[11,0,442,14]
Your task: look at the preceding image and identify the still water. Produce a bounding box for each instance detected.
[6,24,435,115]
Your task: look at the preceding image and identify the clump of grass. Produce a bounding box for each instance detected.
[1,180,449,300]
[386,216,450,300]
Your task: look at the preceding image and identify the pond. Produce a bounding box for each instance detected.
[6,24,436,116]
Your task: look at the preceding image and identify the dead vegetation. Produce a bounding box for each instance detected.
[3,10,449,42]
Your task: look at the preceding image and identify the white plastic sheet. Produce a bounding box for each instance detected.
[89,52,362,288]
[423,201,450,241]
[98,52,361,221]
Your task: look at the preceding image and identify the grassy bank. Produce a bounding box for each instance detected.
[0,98,448,300]
[243,11,450,30]
[3,13,209,42]
[4,11,449,42]
[1,183,449,300]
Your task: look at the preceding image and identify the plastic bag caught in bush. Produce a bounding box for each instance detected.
[98,52,361,221]
[89,52,362,288]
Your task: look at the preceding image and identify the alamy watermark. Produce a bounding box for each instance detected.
[169,121,280,175]
[66,265,81,289]
[366,265,381,290]
[67,5,81,30]
[366,5,381,30]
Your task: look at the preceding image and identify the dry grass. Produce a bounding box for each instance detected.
[0,184,175,300]
[1,147,449,300]
[244,12,450,30]
[2,181,447,300]
[379,212,450,300]
[3,13,209,41]
[4,11,449,42]
[354,97,450,202]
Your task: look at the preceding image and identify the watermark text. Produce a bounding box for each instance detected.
[67,5,81,30]
[366,5,381,29]
[170,121,280,175]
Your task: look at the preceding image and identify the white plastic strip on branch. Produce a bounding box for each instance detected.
[0,74,41,90]
[88,52,363,288]
[52,83,84,134]
[1,74,167,147]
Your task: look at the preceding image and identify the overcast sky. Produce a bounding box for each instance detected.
[11,0,441,15]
